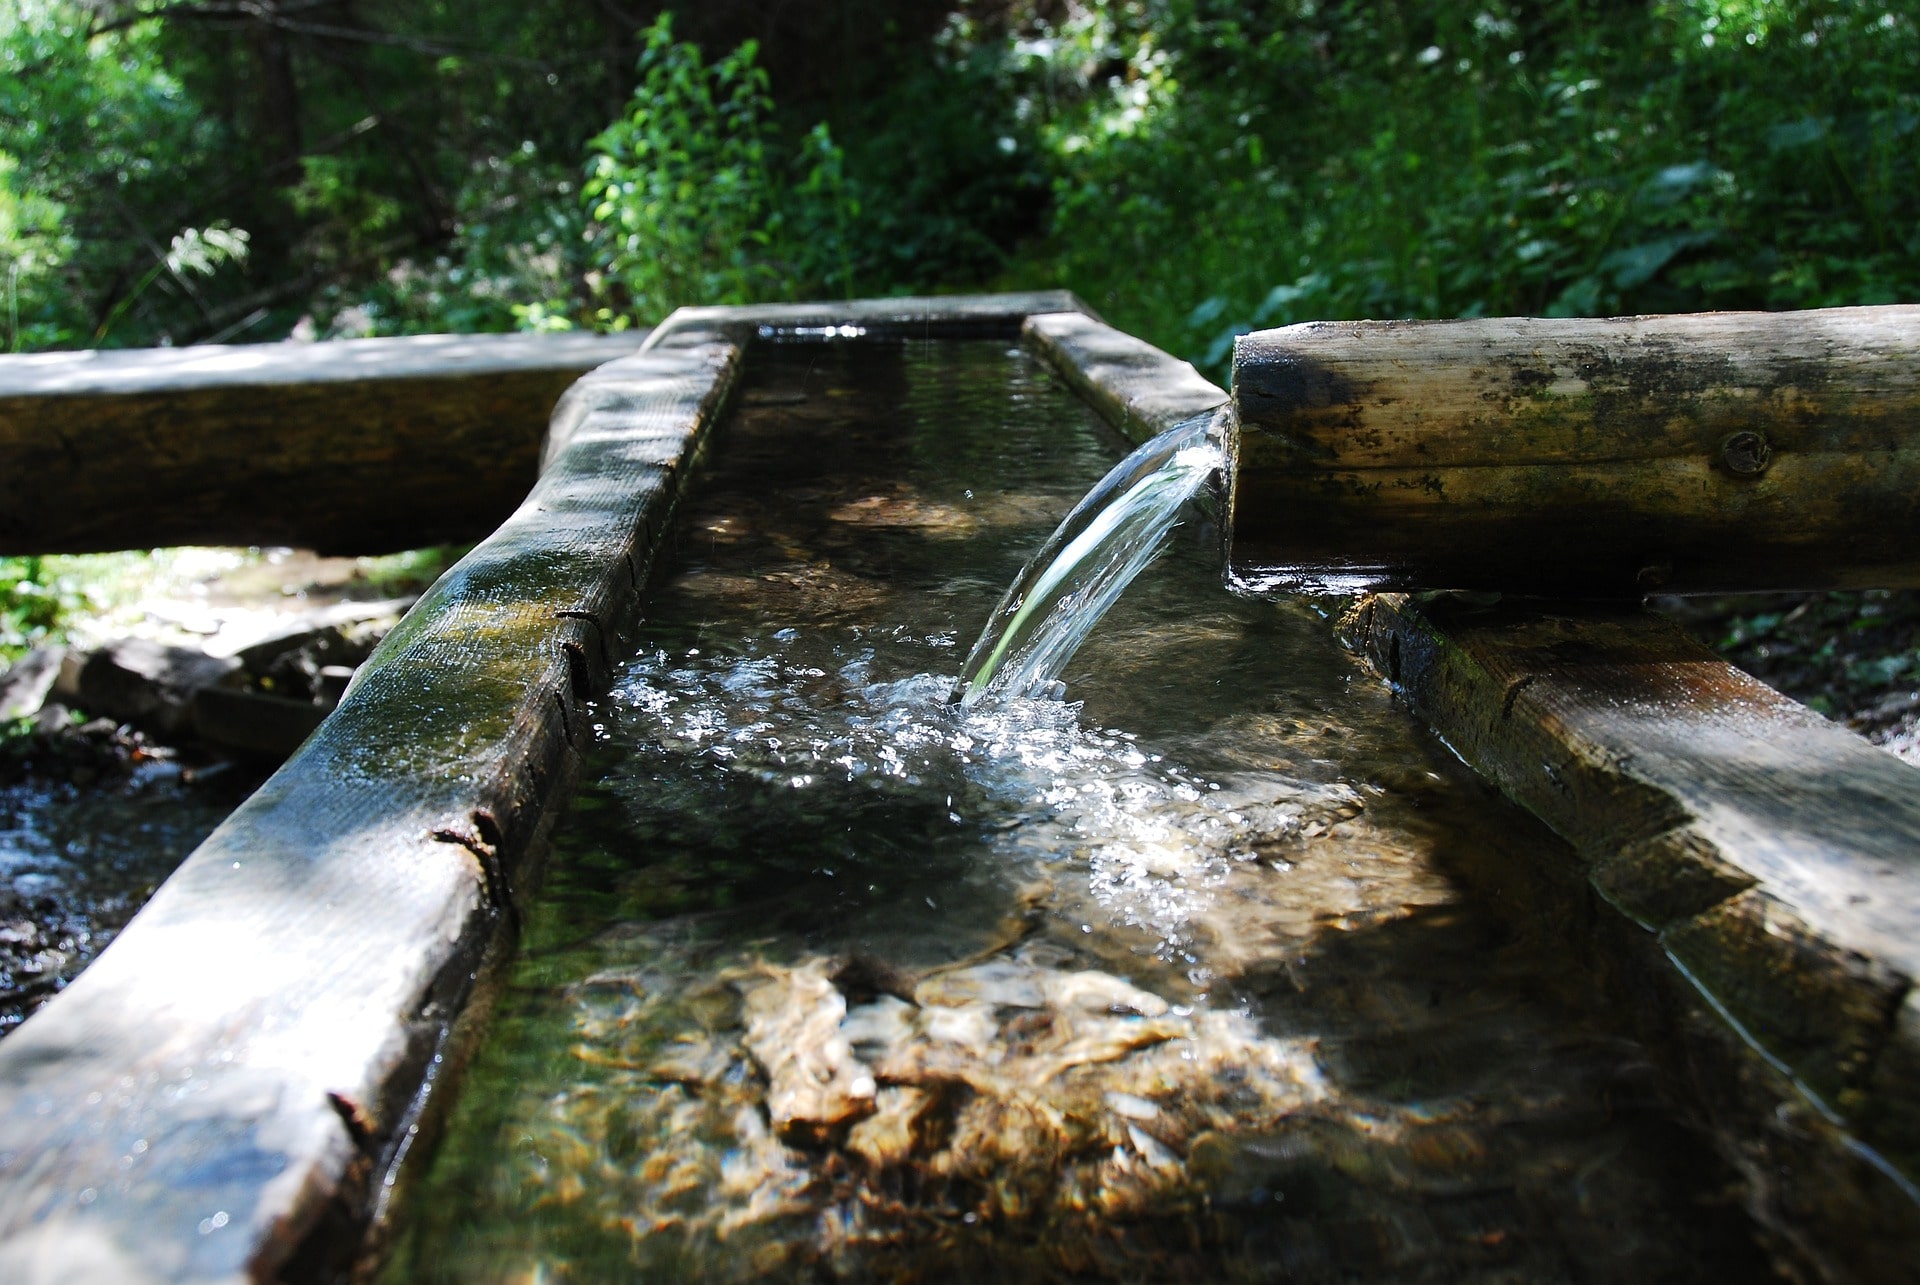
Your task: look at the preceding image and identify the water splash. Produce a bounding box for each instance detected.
[954,406,1227,706]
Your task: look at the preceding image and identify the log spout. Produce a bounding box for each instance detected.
[1226,306,1920,596]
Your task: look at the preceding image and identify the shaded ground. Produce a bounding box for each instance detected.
[1653,590,1920,766]
[0,545,459,1034]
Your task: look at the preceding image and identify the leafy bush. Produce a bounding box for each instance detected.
[981,0,1920,379]
[4,0,1914,359]
[0,557,81,660]
[583,15,859,323]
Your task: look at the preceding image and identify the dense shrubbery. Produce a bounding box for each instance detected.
[986,0,1920,376]
[4,1,1912,368]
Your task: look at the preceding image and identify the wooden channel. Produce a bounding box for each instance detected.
[1342,593,1920,1279]
[1,298,1916,1281]
[0,293,1090,1282]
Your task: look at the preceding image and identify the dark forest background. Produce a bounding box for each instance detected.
[4,0,1914,378]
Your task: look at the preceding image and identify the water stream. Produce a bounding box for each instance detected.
[955,407,1225,705]
[384,337,1782,1282]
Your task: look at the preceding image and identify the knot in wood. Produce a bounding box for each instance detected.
[1720,430,1773,477]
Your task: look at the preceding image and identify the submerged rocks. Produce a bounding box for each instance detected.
[527,931,1334,1277]
[740,959,878,1143]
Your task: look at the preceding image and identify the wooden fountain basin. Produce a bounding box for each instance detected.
[0,297,1913,1282]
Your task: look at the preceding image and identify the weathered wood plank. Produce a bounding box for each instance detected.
[1341,592,1920,1260]
[0,294,1098,1283]
[0,332,642,556]
[646,289,1089,347]
[1231,307,1920,594]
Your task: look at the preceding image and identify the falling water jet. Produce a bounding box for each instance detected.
[954,404,1229,706]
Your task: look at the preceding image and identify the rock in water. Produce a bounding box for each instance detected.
[740,959,878,1143]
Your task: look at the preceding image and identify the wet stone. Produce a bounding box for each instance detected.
[0,648,64,724]
[73,639,242,734]
[740,958,878,1142]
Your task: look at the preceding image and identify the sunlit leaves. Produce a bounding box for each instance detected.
[581,14,858,323]
[985,0,1920,379]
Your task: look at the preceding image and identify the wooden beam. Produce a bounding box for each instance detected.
[1342,592,1920,1274]
[1230,307,1920,595]
[0,332,642,556]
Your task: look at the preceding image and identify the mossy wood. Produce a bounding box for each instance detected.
[1231,306,1920,594]
[0,293,1086,1283]
[1344,592,1920,1273]
[0,332,642,556]
[1021,310,1226,446]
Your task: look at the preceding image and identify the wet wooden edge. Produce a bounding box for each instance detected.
[0,294,1093,1283]
[0,332,645,556]
[1343,592,1920,1273]
[1019,311,1227,445]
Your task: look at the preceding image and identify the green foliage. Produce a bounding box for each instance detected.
[982,0,1920,379]
[2,0,1914,360]
[1687,588,1920,725]
[90,222,249,344]
[583,15,859,322]
[0,0,226,348]
[0,557,85,660]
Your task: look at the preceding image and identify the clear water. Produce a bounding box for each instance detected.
[956,407,1224,705]
[0,757,260,1034]
[384,339,1780,1283]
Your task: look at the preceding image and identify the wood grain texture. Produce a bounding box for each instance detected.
[1231,307,1920,594]
[0,332,642,556]
[0,294,1100,1283]
[1342,592,1920,1214]
[1020,310,1227,447]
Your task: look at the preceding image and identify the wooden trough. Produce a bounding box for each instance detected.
[0,297,1914,1282]
[0,331,641,555]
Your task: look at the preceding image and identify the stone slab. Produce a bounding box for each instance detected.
[0,649,65,723]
